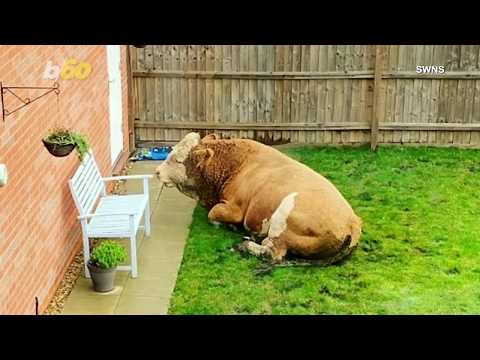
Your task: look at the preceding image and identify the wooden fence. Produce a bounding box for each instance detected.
[130,45,480,149]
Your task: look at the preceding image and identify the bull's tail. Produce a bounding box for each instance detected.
[295,234,356,266]
[317,234,354,265]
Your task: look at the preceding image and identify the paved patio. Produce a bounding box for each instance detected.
[61,161,196,315]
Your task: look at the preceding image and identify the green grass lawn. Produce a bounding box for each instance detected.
[168,145,480,314]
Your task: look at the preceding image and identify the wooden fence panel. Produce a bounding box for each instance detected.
[131,45,480,147]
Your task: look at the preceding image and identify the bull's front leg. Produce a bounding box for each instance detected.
[208,200,244,228]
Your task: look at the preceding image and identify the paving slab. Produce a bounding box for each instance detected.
[114,295,170,315]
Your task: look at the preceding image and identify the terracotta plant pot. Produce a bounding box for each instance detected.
[42,139,75,157]
[87,262,117,293]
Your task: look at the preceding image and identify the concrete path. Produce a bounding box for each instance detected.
[61,161,196,315]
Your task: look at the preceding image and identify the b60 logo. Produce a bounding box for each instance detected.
[43,58,92,81]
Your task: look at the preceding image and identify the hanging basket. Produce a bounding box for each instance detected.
[42,139,76,157]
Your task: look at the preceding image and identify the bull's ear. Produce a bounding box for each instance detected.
[194,148,215,168]
[201,133,220,142]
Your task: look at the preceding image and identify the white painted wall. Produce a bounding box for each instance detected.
[106,45,124,166]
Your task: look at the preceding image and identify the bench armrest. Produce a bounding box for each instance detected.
[78,212,136,220]
[102,174,153,182]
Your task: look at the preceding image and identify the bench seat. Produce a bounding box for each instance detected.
[87,194,148,238]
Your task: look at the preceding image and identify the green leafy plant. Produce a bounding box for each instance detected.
[44,127,90,161]
[89,240,127,269]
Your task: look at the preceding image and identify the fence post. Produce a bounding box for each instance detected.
[371,45,386,151]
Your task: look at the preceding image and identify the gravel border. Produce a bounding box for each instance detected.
[43,249,87,315]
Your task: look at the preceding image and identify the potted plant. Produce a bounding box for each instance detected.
[87,240,127,293]
[42,127,90,161]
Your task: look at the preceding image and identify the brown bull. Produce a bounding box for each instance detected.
[155,132,362,264]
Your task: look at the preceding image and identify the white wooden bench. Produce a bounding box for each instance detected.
[68,151,153,278]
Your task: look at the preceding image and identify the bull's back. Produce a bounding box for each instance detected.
[242,141,354,214]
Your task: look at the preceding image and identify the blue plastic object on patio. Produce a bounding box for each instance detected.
[151,147,171,160]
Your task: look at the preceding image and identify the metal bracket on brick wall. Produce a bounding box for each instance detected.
[0,82,60,122]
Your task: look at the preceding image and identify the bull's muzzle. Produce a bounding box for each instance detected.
[155,165,163,179]
[155,167,175,188]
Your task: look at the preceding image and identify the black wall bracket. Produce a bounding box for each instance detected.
[1,82,60,122]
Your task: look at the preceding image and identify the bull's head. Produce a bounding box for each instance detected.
[155,132,219,198]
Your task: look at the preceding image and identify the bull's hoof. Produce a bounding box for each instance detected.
[243,234,264,244]
[210,221,221,229]
[234,241,250,254]
[227,224,240,232]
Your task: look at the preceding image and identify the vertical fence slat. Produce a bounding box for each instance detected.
[273,46,284,124]
[317,46,326,124]
[172,45,180,123]
[205,45,215,123]
[283,45,292,124]
[239,46,249,124]
[291,45,301,124]
[325,45,336,124]
[179,45,188,122]
[197,45,206,122]
[164,45,173,122]
[256,46,265,124]
[222,45,232,124]
[300,45,310,125]
[231,45,240,124]
[371,45,386,150]
[214,45,223,123]
[187,45,197,124]
[267,45,275,124]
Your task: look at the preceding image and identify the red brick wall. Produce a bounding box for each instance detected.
[0,45,131,314]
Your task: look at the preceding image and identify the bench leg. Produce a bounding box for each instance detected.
[144,204,151,237]
[83,234,91,278]
[130,234,138,278]
[143,178,151,237]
